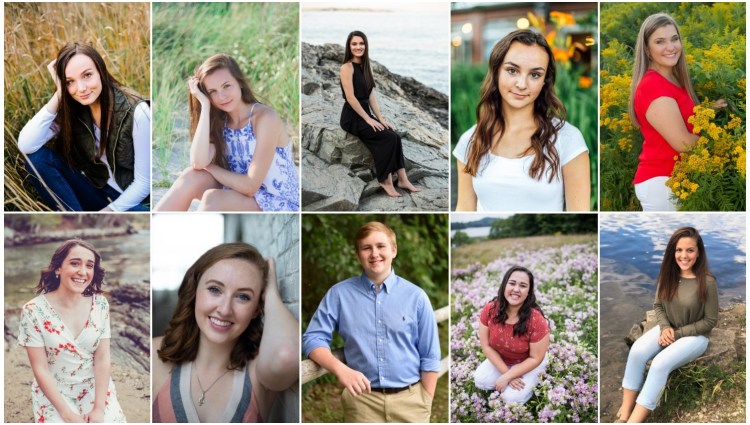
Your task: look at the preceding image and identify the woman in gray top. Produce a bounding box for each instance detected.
[615,226,718,422]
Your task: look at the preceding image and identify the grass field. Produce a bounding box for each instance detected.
[151,2,299,185]
[452,233,598,269]
[4,3,150,211]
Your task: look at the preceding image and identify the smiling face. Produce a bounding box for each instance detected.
[194,258,263,347]
[503,270,531,308]
[497,41,549,113]
[647,24,682,74]
[356,230,397,282]
[55,245,96,295]
[349,36,366,61]
[202,68,244,113]
[674,236,699,277]
[64,53,103,107]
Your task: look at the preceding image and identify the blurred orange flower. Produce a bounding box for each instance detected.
[578,75,593,89]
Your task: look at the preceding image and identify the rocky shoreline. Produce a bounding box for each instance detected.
[301,42,449,211]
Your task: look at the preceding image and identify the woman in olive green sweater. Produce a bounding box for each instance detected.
[616,226,718,423]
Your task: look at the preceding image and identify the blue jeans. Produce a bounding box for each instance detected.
[24,146,148,212]
[622,325,709,410]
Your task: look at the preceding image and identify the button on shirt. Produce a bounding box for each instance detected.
[303,270,441,388]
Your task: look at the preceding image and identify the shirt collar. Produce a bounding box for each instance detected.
[360,269,398,294]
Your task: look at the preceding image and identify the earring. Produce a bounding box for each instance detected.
[55,274,60,279]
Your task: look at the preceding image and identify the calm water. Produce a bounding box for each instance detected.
[301,9,449,94]
[599,213,745,421]
[4,232,151,306]
[451,226,491,238]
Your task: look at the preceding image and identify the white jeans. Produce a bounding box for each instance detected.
[622,325,709,410]
[473,354,549,404]
[634,176,677,211]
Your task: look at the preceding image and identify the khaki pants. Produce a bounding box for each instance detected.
[341,383,433,423]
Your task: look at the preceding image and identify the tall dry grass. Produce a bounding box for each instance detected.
[4,2,150,211]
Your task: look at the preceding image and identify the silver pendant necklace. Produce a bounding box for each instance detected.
[196,367,231,406]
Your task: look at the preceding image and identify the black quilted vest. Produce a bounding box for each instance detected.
[70,87,147,190]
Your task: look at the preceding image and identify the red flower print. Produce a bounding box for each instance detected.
[77,388,88,401]
[38,415,45,423]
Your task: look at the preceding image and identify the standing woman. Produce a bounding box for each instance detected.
[473,266,550,404]
[18,42,150,212]
[152,243,299,422]
[339,30,421,197]
[616,227,718,422]
[629,13,704,211]
[454,29,590,212]
[18,240,127,423]
[154,54,299,211]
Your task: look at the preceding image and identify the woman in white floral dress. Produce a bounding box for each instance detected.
[18,239,126,423]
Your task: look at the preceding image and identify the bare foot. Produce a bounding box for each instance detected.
[379,182,402,197]
[397,181,422,193]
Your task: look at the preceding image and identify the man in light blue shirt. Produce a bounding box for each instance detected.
[303,222,441,422]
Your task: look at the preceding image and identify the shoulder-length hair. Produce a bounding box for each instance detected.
[35,239,105,297]
[343,30,375,94]
[189,54,259,170]
[465,29,565,183]
[490,265,546,337]
[158,242,269,370]
[628,13,699,128]
[657,227,712,304]
[53,42,125,166]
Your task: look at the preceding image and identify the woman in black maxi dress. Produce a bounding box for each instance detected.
[339,30,420,198]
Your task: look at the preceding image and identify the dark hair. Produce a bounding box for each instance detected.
[343,30,375,94]
[464,29,566,183]
[490,265,545,337]
[53,42,125,166]
[35,239,105,297]
[657,227,711,303]
[190,54,259,170]
[158,242,269,370]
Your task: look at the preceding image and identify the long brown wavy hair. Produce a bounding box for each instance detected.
[343,30,375,94]
[189,54,259,170]
[158,242,269,370]
[628,13,698,128]
[35,239,105,297]
[489,265,546,337]
[657,227,712,303]
[464,29,566,183]
[53,42,125,166]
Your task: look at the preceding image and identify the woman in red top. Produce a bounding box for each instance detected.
[629,13,725,211]
[473,266,550,404]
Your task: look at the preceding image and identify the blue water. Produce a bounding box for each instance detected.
[451,226,491,238]
[301,8,449,94]
[600,213,746,305]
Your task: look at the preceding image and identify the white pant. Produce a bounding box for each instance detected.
[634,176,677,211]
[473,354,549,404]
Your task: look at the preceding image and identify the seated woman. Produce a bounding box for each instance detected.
[18,239,126,422]
[152,243,298,423]
[616,227,718,422]
[155,54,299,211]
[473,266,550,404]
[18,42,150,211]
[454,30,590,211]
[339,30,421,197]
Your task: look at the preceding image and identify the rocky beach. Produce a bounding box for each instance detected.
[301,42,449,211]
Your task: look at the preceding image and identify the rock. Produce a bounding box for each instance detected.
[108,281,150,373]
[301,152,365,211]
[301,42,449,211]
[626,323,642,345]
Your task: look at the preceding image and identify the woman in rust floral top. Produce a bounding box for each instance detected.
[18,240,126,423]
[473,265,550,404]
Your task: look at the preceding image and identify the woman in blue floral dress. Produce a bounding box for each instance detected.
[18,239,126,423]
[155,54,299,211]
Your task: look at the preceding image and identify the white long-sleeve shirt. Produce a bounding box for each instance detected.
[18,103,151,211]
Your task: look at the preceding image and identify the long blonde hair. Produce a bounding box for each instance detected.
[628,13,698,128]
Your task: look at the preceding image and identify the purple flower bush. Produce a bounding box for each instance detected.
[451,243,599,423]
